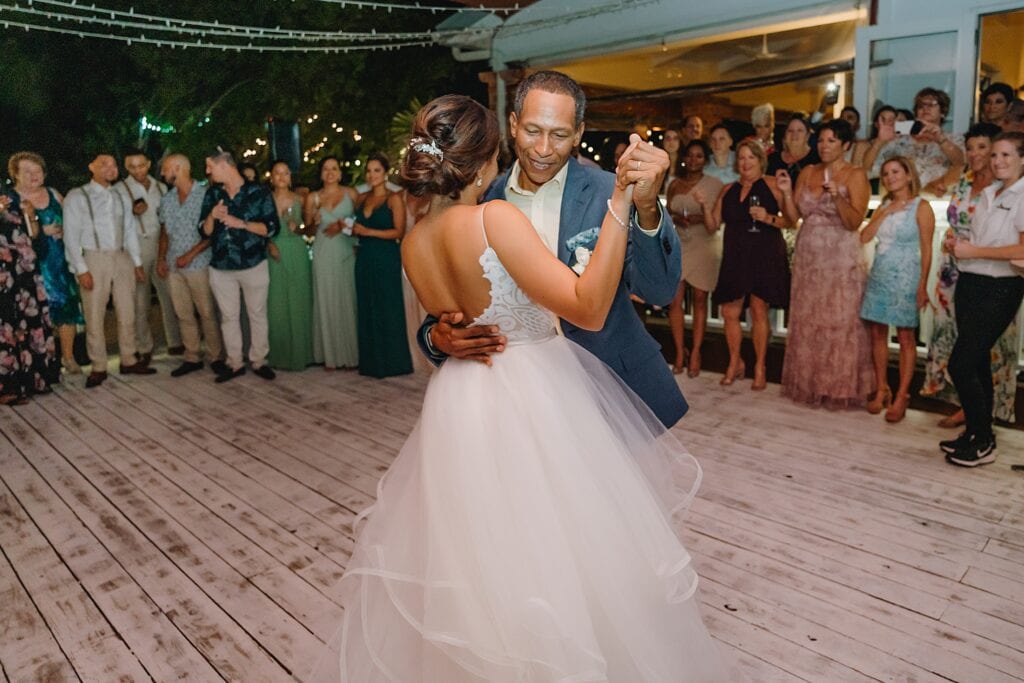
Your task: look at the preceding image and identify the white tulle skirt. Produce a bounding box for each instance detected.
[310,334,741,682]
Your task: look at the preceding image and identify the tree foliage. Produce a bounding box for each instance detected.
[0,0,486,189]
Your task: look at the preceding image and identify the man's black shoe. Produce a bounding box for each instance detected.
[939,431,971,455]
[120,362,157,375]
[171,361,204,377]
[85,371,108,388]
[252,365,276,381]
[210,360,228,375]
[947,434,997,468]
[214,366,246,383]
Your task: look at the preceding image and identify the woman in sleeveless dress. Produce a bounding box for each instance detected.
[309,96,741,683]
[352,153,413,378]
[860,157,935,422]
[266,160,315,371]
[777,120,875,408]
[703,139,791,390]
[9,152,83,374]
[305,156,360,370]
[665,140,723,376]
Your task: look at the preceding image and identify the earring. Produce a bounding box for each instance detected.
[475,177,483,187]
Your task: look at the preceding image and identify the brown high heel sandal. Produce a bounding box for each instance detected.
[866,387,892,414]
[720,361,746,386]
[672,348,689,375]
[885,393,910,423]
[687,350,701,378]
[751,366,767,391]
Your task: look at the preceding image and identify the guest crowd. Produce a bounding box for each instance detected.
[0,144,417,407]
[662,82,1024,467]
[3,80,1023,466]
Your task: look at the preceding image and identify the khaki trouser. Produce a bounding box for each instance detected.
[209,261,270,370]
[166,267,224,364]
[135,232,181,354]
[81,249,137,373]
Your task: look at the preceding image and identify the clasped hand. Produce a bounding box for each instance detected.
[212,201,244,229]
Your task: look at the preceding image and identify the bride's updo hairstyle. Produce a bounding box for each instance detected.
[400,94,499,200]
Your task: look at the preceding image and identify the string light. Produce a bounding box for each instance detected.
[12,0,489,40]
[0,16,436,51]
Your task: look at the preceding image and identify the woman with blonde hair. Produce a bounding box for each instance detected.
[859,156,935,422]
[704,138,791,389]
[9,151,83,373]
[751,102,776,156]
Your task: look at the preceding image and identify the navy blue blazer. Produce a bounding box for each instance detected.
[417,157,688,428]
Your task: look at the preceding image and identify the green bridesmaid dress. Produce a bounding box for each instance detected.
[266,198,315,371]
[355,198,413,378]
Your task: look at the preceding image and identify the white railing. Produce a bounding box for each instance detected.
[669,195,1024,369]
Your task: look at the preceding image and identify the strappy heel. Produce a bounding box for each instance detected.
[720,360,746,386]
[866,386,892,414]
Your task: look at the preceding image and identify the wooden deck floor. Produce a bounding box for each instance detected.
[1,360,1022,682]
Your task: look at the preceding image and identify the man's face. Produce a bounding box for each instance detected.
[89,155,118,184]
[125,154,151,182]
[508,89,583,193]
[160,159,179,187]
[683,116,703,142]
[206,157,230,184]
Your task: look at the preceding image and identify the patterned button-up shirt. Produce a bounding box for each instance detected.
[158,180,211,272]
[199,181,280,271]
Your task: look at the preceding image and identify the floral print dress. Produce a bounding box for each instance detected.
[920,172,1018,422]
[0,195,59,400]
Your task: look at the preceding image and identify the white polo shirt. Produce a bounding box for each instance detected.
[961,176,1024,278]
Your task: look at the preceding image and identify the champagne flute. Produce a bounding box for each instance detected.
[748,193,761,233]
[679,204,691,241]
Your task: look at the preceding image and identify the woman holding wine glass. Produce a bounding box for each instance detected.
[703,139,792,389]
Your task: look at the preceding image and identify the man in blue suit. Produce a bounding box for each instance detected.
[417,71,687,428]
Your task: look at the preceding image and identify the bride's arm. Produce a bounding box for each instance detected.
[486,185,633,331]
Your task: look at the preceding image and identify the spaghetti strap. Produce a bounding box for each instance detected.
[478,203,490,248]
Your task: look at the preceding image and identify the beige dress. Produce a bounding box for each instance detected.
[667,174,724,292]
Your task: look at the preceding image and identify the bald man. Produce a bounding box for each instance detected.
[156,154,224,377]
[64,153,155,387]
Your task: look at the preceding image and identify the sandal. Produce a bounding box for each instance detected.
[720,361,746,386]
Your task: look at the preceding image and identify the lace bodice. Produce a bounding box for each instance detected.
[471,247,558,343]
[469,204,557,343]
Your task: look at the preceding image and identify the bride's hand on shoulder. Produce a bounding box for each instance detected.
[431,311,506,365]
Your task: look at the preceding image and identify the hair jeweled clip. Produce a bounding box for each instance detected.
[410,137,444,162]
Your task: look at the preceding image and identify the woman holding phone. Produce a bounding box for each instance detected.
[862,88,964,196]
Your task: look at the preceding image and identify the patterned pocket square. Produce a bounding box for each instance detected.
[565,227,601,252]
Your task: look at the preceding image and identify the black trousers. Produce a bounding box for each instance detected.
[949,272,1024,438]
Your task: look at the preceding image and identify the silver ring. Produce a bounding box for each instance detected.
[635,160,641,171]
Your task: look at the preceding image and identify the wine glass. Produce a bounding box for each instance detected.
[679,205,691,241]
[748,193,761,233]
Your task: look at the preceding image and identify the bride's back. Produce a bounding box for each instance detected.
[401,202,496,325]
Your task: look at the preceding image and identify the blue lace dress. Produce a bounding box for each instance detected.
[32,188,83,326]
[860,198,923,328]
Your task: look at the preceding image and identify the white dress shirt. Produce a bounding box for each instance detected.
[115,175,167,238]
[63,180,141,275]
[960,176,1024,278]
[505,160,570,255]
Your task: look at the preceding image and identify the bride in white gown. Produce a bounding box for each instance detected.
[312,95,741,682]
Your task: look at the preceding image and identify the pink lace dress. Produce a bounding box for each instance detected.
[781,186,875,408]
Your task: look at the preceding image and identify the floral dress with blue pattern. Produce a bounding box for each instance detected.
[920,172,1017,421]
[860,198,923,328]
[32,188,83,326]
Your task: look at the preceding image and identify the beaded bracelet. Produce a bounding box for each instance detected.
[606,200,629,231]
